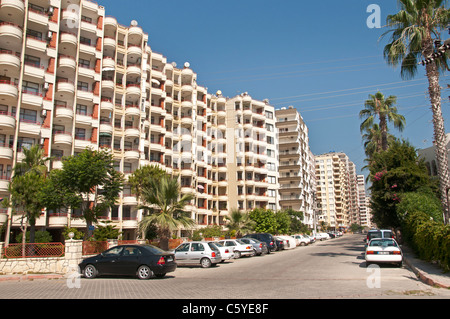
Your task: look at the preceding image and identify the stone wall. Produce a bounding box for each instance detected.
[0,240,83,275]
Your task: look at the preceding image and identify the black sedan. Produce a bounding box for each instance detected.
[79,244,177,280]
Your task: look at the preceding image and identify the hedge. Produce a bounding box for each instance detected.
[403,211,450,272]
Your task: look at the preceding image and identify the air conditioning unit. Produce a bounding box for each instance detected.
[41,110,47,117]
[44,82,50,90]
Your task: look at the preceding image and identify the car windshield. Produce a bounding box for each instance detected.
[141,245,167,254]
[236,239,246,245]
[213,242,224,247]
[369,239,398,248]
[368,231,382,239]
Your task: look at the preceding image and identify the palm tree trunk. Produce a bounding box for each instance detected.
[379,114,388,151]
[426,61,450,224]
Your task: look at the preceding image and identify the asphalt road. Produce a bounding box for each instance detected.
[0,233,449,301]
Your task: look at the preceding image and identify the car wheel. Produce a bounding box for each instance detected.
[251,249,257,257]
[300,242,306,246]
[83,264,98,279]
[201,258,212,268]
[137,265,153,280]
[397,261,403,268]
[234,251,241,258]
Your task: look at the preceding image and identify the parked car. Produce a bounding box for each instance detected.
[365,238,403,267]
[239,237,268,256]
[327,232,336,238]
[274,236,287,250]
[207,241,235,261]
[217,239,254,258]
[305,234,316,243]
[243,233,277,253]
[79,244,177,280]
[173,241,222,268]
[292,234,310,246]
[276,235,296,249]
[315,233,330,241]
[365,229,394,246]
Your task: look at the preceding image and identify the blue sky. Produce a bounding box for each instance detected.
[99,0,450,179]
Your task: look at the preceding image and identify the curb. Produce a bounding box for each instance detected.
[403,257,450,289]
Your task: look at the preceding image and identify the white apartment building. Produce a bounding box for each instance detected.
[275,106,315,229]
[314,152,357,230]
[0,0,281,241]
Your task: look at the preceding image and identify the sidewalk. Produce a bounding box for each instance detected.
[402,245,450,289]
[0,273,64,282]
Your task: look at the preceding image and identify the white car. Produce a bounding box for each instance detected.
[217,239,254,258]
[365,238,403,267]
[292,235,310,246]
[277,235,296,249]
[315,233,330,241]
[208,241,235,261]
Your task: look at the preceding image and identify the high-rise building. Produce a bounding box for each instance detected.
[0,0,281,241]
[275,106,315,229]
[314,152,358,230]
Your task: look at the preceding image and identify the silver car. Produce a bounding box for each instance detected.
[239,238,268,256]
[173,241,222,268]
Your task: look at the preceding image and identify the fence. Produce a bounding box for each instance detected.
[3,242,65,258]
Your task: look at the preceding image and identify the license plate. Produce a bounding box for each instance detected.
[378,252,389,255]
[167,257,173,262]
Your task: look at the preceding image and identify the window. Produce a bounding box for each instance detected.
[265,111,273,119]
[19,108,37,123]
[75,128,86,139]
[175,243,190,252]
[191,243,205,252]
[76,104,88,115]
[77,81,89,91]
[103,246,123,257]
[22,81,40,94]
[78,58,90,69]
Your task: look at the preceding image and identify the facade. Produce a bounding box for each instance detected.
[0,0,284,241]
[275,106,315,229]
[314,152,358,231]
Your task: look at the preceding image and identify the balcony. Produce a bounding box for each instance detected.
[0,22,23,48]
[0,49,20,75]
[124,149,140,161]
[0,80,18,103]
[55,105,74,121]
[60,32,78,49]
[126,84,141,99]
[53,131,73,146]
[0,112,16,131]
[124,105,140,117]
[0,0,25,19]
[0,145,13,160]
[58,55,76,73]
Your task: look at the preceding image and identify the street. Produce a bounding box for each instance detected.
[0,234,449,300]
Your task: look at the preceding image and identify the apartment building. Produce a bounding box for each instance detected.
[220,92,279,213]
[357,174,370,227]
[0,0,281,241]
[275,106,315,229]
[314,152,357,230]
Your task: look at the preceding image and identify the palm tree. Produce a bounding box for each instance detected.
[225,208,255,238]
[138,175,196,250]
[359,92,406,151]
[380,0,450,224]
[8,145,49,245]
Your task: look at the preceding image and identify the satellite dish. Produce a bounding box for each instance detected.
[184,62,190,68]
[216,90,222,96]
[131,20,138,26]
[171,62,177,67]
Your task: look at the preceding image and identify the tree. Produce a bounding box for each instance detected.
[283,208,306,234]
[368,139,439,228]
[248,208,278,234]
[274,210,291,234]
[58,148,124,239]
[225,209,255,237]
[138,175,195,250]
[7,145,49,245]
[7,171,46,251]
[380,0,450,224]
[128,164,167,202]
[359,92,405,152]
